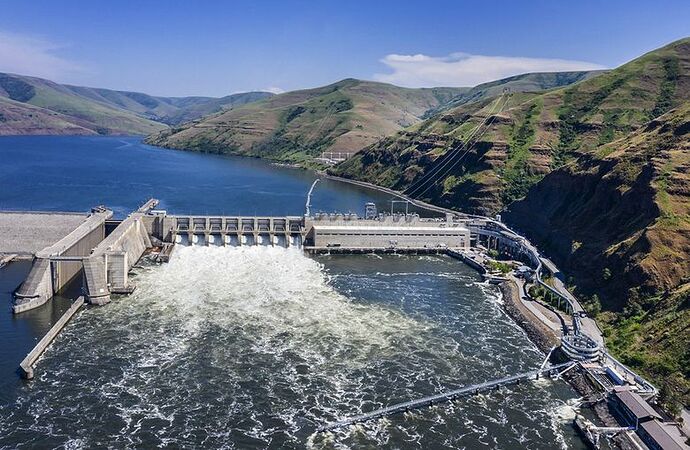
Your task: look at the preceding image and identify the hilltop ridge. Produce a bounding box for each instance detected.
[0,73,273,135]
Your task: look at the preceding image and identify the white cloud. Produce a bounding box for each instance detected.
[0,30,85,80]
[374,52,606,88]
[264,86,285,94]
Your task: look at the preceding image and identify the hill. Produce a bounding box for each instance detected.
[61,86,273,125]
[0,72,273,135]
[0,73,165,135]
[333,38,690,215]
[423,70,605,118]
[506,104,690,408]
[147,72,600,165]
[332,37,690,406]
[146,79,469,163]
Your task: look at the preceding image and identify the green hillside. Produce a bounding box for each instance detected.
[0,73,273,135]
[423,70,605,118]
[332,38,690,405]
[147,72,600,165]
[62,86,273,125]
[146,79,468,164]
[0,73,166,135]
[333,38,690,215]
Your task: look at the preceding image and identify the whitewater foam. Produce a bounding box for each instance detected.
[0,246,585,449]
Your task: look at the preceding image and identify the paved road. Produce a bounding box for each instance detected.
[540,258,604,346]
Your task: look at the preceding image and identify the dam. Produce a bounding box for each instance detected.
[4,197,606,367]
[0,138,672,449]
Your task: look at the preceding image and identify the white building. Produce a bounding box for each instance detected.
[305,214,470,250]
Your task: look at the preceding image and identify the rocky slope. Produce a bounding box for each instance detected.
[0,72,272,135]
[333,38,690,216]
[506,105,690,406]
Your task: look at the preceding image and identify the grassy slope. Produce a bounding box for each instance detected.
[0,72,274,135]
[63,86,273,125]
[423,70,604,118]
[0,95,97,135]
[506,104,690,410]
[146,79,467,164]
[0,73,166,135]
[333,38,690,215]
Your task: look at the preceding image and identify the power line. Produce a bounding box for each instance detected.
[407,94,510,199]
[412,94,510,199]
[404,94,505,197]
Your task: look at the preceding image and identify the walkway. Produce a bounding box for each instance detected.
[318,361,575,432]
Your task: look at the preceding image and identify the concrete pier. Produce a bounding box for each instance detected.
[13,209,112,313]
[83,209,153,305]
[19,296,86,379]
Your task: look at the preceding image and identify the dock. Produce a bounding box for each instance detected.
[19,296,86,379]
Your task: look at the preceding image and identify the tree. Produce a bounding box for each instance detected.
[585,294,601,317]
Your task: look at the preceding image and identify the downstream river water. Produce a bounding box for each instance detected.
[0,136,587,449]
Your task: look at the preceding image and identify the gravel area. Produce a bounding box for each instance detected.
[0,212,87,255]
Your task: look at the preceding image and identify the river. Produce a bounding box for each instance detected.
[0,136,587,449]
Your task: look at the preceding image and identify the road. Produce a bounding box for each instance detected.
[540,257,604,346]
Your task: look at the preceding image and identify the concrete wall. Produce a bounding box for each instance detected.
[53,223,105,293]
[84,213,152,304]
[305,215,470,250]
[106,252,128,290]
[141,214,173,242]
[19,297,85,379]
[13,259,53,313]
[13,211,111,314]
[311,226,470,249]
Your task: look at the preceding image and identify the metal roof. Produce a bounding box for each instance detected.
[614,390,661,420]
[640,420,687,450]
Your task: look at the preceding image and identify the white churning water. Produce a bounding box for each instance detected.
[0,246,586,449]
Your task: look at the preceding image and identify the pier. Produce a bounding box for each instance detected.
[19,297,85,379]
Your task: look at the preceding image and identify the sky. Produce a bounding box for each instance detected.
[0,0,688,97]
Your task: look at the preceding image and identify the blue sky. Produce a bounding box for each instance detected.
[1,0,688,96]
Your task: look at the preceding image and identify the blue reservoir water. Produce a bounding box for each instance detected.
[0,136,393,218]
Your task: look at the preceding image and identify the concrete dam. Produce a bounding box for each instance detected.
[3,197,611,382]
[3,199,472,310]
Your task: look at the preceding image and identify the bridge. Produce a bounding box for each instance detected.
[318,361,576,432]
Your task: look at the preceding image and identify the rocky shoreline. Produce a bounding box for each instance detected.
[498,280,559,354]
